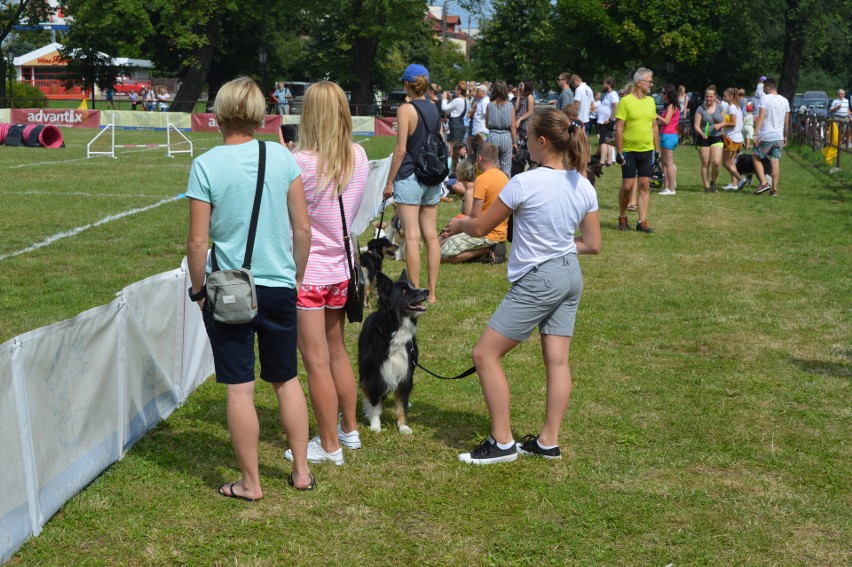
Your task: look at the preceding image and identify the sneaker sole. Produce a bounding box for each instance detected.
[338,438,362,450]
[458,452,518,465]
[284,448,345,465]
[517,447,562,460]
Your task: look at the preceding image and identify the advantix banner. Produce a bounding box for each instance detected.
[11,108,100,129]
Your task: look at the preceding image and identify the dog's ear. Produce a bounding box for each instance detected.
[376,271,393,296]
[398,269,411,284]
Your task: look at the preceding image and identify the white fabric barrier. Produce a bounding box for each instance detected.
[0,267,213,563]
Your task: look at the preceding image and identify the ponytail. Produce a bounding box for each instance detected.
[530,107,590,174]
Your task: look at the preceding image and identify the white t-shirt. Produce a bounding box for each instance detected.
[472,95,490,135]
[757,93,791,142]
[596,90,619,124]
[499,167,598,282]
[575,83,594,123]
[442,96,467,118]
[725,104,743,143]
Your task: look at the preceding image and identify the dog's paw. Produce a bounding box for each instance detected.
[398,424,412,435]
[370,422,382,433]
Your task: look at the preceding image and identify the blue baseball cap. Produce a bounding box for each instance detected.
[401,64,429,83]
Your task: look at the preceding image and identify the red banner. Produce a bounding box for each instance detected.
[375,117,398,136]
[191,113,282,134]
[11,108,100,128]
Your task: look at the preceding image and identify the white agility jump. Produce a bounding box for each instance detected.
[87,118,193,159]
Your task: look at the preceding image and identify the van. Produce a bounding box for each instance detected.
[282,81,314,114]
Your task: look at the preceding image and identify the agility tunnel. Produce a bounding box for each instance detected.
[0,123,64,148]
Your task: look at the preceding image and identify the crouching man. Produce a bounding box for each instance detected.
[440,143,509,264]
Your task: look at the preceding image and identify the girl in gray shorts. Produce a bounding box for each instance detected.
[446,107,601,465]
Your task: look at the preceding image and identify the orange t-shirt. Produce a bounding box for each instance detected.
[473,167,510,242]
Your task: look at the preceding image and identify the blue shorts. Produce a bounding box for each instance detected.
[393,173,441,206]
[202,286,298,384]
[660,133,679,150]
[488,254,583,341]
[754,139,784,160]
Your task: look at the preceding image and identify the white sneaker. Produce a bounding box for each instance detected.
[337,424,362,449]
[284,437,344,465]
[722,183,737,190]
[658,188,676,195]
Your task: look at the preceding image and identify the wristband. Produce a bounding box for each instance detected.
[188,285,206,302]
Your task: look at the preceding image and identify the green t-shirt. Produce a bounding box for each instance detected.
[615,93,657,152]
[185,140,302,287]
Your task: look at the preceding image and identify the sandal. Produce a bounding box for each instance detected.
[218,482,257,502]
[627,204,637,212]
[288,472,316,491]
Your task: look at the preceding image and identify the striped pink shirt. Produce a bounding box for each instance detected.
[294,144,369,285]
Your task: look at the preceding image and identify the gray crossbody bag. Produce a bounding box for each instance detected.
[206,140,266,324]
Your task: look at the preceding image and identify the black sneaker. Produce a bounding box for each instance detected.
[459,438,518,464]
[516,434,562,460]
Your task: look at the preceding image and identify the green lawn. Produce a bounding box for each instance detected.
[1,131,849,564]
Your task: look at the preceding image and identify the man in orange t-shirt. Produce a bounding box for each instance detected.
[440,143,508,263]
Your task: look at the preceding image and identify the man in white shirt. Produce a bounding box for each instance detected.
[469,84,490,137]
[572,74,594,133]
[596,78,619,165]
[830,89,850,148]
[752,77,790,197]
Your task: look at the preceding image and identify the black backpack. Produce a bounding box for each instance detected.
[410,103,449,186]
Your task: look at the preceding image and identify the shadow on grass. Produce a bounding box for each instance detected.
[132,397,297,490]
[791,356,852,379]
[408,399,487,449]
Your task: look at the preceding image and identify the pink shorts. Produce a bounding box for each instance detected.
[297,280,348,310]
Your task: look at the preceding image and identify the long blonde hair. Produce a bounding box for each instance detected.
[296,81,354,196]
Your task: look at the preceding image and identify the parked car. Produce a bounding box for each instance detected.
[281,81,315,114]
[113,78,151,95]
[651,92,665,114]
[381,89,408,117]
[800,90,829,119]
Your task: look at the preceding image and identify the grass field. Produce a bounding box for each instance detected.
[1,129,850,565]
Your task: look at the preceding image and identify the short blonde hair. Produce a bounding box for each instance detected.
[213,76,266,131]
[296,81,355,196]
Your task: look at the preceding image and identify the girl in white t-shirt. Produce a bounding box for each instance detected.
[447,107,601,464]
[719,87,747,190]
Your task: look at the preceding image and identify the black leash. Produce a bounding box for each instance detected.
[375,198,387,240]
[409,343,477,380]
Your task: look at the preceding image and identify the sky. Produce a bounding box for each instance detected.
[438,1,492,34]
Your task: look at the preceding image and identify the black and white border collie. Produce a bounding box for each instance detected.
[357,270,429,434]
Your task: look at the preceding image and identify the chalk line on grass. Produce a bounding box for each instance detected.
[0,194,183,262]
[0,190,167,199]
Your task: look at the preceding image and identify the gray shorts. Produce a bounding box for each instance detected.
[489,253,583,341]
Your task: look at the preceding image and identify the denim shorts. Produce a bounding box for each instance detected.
[660,133,679,150]
[754,139,784,160]
[488,254,583,341]
[394,173,441,206]
[202,286,298,384]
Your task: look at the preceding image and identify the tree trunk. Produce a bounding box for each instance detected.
[170,18,218,113]
[351,35,379,111]
[778,0,808,102]
[1,58,7,108]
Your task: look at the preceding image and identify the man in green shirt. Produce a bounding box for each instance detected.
[615,68,660,233]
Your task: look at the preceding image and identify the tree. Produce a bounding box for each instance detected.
[304,0,433,107]
[475,0,557,88]
[1,0,53,106]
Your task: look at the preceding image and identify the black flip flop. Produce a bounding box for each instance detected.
[218,482,257,502]
[288,472,316,491]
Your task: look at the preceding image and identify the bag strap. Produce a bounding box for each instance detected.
[410,102,435,135]
[211,140,266,272]
[338,194,356,280]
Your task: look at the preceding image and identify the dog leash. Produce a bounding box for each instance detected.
[408,344,477,380]
[375,199,387,240]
